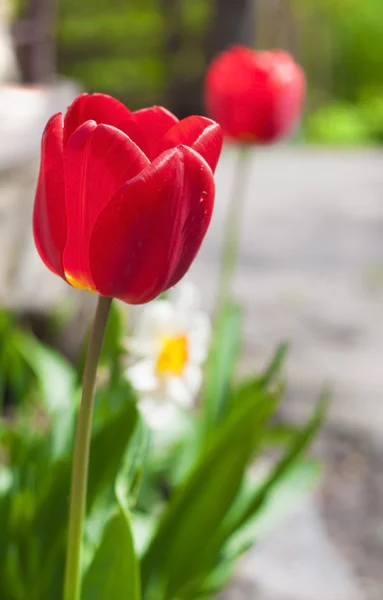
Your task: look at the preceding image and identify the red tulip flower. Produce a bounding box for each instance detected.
[204,46,305,143]
[33,93,223,304]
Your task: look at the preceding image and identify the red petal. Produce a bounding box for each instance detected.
[89,146,214,304]
[205,47,305,143]
[205,47,265,141]
[33,113,66,278]
[166,147,215,288]
[269,52,306,140]
[62,122,149,290]
[130,106,179,160]
[158,115,223,172]
[63,93,132,146]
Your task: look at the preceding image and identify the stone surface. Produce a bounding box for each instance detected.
[222,494,363,600]
[0,81,80,310]
[190,147,383,438]
[0,82,79,170]
[317,429,383,600]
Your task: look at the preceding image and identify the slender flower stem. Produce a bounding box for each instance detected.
[63,295,112,600]
[216,145,251,311]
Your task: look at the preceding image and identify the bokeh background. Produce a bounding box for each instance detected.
[1,1,383,599]
[9,0,383,144]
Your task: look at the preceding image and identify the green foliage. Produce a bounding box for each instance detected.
[0,301,325,599]
[201,304,243,435]
[296,0,383,144]
[141,387,278,599]
[0,311,36,411]
[358,88,383,143]
[0,312,139,600]
[133,304,325,599]
[305,103,373,146]
[56,0,212,109]
[83,487,140,600]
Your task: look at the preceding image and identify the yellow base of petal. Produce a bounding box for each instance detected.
[65,271,96,292]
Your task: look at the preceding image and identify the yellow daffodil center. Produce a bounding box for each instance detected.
[156,335,188,376]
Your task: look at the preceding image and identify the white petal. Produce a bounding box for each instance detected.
[125,336,157,358]
[187,312,212,364]
[139,397,180,430]
[183,364,203,397]
[166,376,195,408]
[128,301,177,357]
[171,281,201,314]
[126,359,158,393]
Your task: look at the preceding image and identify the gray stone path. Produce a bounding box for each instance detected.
[222,494,363,600]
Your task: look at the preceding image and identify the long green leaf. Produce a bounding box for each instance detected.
[87,399,138,508]
[215,392,328,546]
[14,335,77,459]
[14,335,76,413]
[82,489,140,600]
[223,459,321,560]
[201,303,242,434]
[33,399,138,599]
[141,388,277,599]
[189,460,319,600]
[257,342,288,388]
[181,395,327,600]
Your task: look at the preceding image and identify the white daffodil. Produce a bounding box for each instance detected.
[126,282,211,429]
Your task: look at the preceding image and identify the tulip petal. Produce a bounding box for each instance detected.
[159,116,223,172]
[89,146,214,304]
[130,106,179,160]
[165,147,215,288]
[33,113,66,278]
[205,47,305,143]
[62,121,149,291]
[63,93,133,146]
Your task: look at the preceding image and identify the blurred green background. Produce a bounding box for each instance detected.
[11,0,383,144]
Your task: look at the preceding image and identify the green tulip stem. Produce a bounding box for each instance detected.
[64,295,113,600]
[216,144,251,311]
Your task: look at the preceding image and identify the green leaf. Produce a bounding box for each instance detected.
[119,417,150,509]
[93,378,137,431]
[201,303,242,434]
[193,459,320,599]
[14,334,77,459]
[222,392,328,538]
[257,342,288,388]
[131,512,156,557]
[14,335,76,413]
[82,490,140,600]
[87,398,138,508]
[223,459,321,560]
[181,394,327,600]
[223,342,288,423]
[0,311,37,410]
[181,559,235,600]
[263,423,301,448]
[32,398,138,598]
[141,388,277,599]
[100,301,127,384]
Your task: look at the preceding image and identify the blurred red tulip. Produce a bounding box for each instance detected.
[33,93,223,304]
[204,46,305,143]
